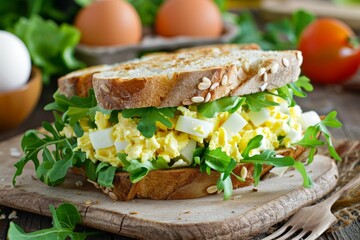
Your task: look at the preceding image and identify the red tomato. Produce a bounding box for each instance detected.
[298,18,360,84]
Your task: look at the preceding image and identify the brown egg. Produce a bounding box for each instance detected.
[155,0,223,38]
[74,0,142,46]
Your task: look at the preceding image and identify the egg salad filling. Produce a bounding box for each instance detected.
[75,93,306,168]
[13,76,342,200]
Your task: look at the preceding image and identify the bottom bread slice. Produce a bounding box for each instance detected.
[73,145,308,201]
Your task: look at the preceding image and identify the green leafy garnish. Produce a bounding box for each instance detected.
[119,153,169,183]
[45,90,112,127]
[127,0,164,26]
[233,10,315,50]
[241,135,312,187]
[97,164,117,188]
[194,134,313,200]
[296,111,342,164]
[7,203,98,240]
[122,107,176,138]
[200,148,238,200]
[277,76,313,107]
[198,96,245,118]
[244,92,279,112]
[288,76,313,98]
[13,120,82,186]
[12,15,85,83]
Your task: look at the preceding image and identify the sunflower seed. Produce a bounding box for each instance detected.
[206,185,218,194]
[191,96,205,103]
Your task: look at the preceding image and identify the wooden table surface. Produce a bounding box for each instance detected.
[0,74,359,239]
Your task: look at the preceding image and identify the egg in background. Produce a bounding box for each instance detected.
[74,0,142,46]
[0,31,31,92]
[155,0,223,37]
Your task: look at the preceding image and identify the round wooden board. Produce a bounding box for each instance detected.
[0,134,338,240]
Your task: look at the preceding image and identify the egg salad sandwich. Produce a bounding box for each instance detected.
[12,44,342,201]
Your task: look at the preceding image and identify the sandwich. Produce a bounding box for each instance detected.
[13,44,342,201]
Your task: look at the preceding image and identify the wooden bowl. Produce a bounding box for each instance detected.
[0,67,42,133]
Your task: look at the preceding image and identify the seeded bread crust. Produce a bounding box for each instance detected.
[58,44,261,98]
[93,49,302,110]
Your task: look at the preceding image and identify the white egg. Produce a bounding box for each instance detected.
[0,31,31,92]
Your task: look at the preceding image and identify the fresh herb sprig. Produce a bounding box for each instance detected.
[8,203,98,240]
[277,76,313,107]
[122,107,176,138]
[45,90,111,127]
[296,111,342,164]
[118,153,169,183]
[12,118,86,186]
[233,10,315,50]
[198,96,245,118]
[12,15,85,83]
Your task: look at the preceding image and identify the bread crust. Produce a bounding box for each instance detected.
[58,65,114,98]
[93,49,302,110]
[57,44,262,99]
[77,145,307,201]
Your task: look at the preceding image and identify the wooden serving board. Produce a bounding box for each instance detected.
[0,134,339,239]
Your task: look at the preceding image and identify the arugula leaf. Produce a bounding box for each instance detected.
[45,90,98,113]
[122,107,176,138]
[252,163,263,186]
[45,90,112,127]
[7,203,98,240]
[204,147,232,172]
[296,111,342,163]
[242,150,312,187]
[288,76,313,98]
[195,147,238,200]
[274,76,313,108]
[241,135,263,158]
[118,153,169,183]
[244,92,279,112]
[97,165,117,187]
[198,96,245,118]
[13,118,80,186]
[276,85,295,107]
[222,173,233,200]
[85,160,97,181]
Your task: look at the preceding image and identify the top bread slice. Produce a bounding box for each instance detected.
[58,43,261,98]
[92,45,302,110]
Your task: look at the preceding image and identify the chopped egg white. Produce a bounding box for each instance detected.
[248,108,270,126]
[301,111,321,129]
[221,112,247,140]
[175,115,214,138]
[89,127,114,150]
